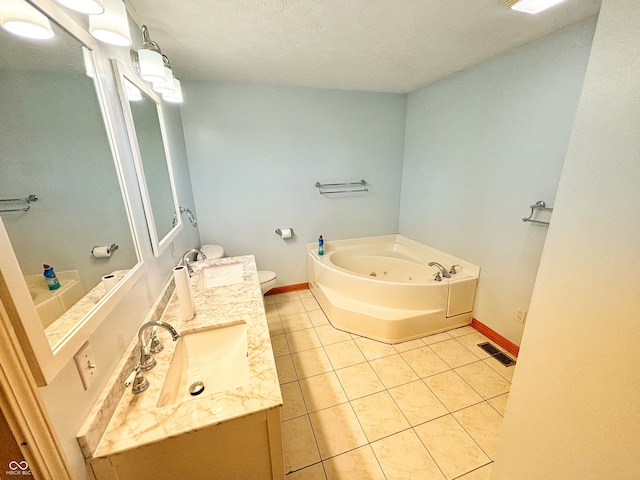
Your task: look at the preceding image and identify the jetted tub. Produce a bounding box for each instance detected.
[307,234,480,343]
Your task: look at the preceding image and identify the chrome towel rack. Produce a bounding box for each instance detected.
[315,180,368,195]
[0,194,38,213]
[522,200,553,226]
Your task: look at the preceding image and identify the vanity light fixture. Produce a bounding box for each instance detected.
[0,0,54,40]
[163,78,183,104]
[137,25,166,83]
[503,0,567,14]
[152,55,175,94]
[89,0,131,46]
[55,0,104,15]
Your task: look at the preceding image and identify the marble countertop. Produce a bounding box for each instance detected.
[90,255,282,459]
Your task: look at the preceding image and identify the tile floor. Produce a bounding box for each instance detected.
[266,289,516,480]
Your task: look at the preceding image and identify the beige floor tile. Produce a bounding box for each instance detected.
[264,294,277,306]
[286,328,323,353]
[423,370,483,412]
[483,357,516,382]
[274,292,301,303]
[272,334,291,357]
[487,393,509,417]
[334,362,385,400]
[401,346,451,378]
[351,391,411,442]
[281,381,308,421]
[388,380,448,426]
[371,429,445,480]
[324,340,367,369]
[429,339,479,369]
[279,300,308,317]
[282,415,321,473]
[447,326,477,338]
[353,336,397,360]
[455,362,511,399]
[454,332,494,359]
[268,316,284,336]
[286,462,326,480]
[302,297,321,311]
[393,338,426,352]
[314,324,353,346]
[422,332,452,345]
[456,463,492,480]
[415,415,490,479]
[282,312,314,333]
[297,289,314,299]
[323,445,385,480]
[265,302,279,315]
[307,309,330,326]
[299,372,348,412]
[453,402,504,459]
[276,355,298,384]
[369,354,419,388]
[309,403,368,459]
[292,348,334,379]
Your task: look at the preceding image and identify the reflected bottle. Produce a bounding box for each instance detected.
[43,264,60,290]
[318,235,324,256]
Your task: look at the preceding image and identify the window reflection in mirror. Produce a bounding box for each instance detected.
[0,2,140,350]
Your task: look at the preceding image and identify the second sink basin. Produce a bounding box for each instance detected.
[157,321,250,408]
[195,263,243,291]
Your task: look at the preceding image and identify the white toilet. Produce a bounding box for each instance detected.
[200,244,277,295]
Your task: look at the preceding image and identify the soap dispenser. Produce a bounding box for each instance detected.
[43,264,60,290]
[318,235,324,256]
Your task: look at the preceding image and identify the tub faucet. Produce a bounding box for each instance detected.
[428,262,451,278]
[127,320,180,394]
[181,248,206,276]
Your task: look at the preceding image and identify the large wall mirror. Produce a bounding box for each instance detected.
[112,60,182,257]
[0,0,144,384]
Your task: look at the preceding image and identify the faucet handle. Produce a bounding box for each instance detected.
[449,265,459,274]
[433,272,442,282]
[126,364,150,394]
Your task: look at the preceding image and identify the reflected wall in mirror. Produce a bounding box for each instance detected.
[0,0,142,375]
[114,61,181,257]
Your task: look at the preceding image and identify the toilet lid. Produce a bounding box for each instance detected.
[201,244,224,259]
[258,270,276,284]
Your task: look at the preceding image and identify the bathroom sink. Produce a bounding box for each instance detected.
[157,322,250,407]
[195,263,243,291]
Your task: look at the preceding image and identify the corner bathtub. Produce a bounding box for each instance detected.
[307,235,479,343]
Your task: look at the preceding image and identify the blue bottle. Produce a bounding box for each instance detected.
[43,264,60,290]
[318,235,324,256]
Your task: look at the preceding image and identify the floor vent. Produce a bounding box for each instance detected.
[478,342,516,367]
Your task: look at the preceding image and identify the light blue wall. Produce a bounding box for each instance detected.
[399,20,597,345]
[181,82,407,285]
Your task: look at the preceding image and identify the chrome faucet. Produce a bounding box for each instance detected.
[126,320,180,394]
[428,262,451,278]
[181,248,206,276]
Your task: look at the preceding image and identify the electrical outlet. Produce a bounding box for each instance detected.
[515,309,527,324]
[74,342,97,390]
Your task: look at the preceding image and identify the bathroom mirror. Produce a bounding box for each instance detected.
[112,60,182,257]
[0,0,143,384]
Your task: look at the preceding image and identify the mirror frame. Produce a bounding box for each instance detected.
[112,60,183,257]
[0,0,145,385]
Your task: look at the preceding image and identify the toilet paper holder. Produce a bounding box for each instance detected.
[275,228,294,239]
[91,243,119,257]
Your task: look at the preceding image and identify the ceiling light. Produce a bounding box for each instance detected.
[89,0,131,46]
[137,25,166,83]
[55,0,104,15]
[163,78,183,104]
[0,0,54,40]
[504,0,567,14]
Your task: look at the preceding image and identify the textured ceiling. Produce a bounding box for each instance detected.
[126,0,601,93]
